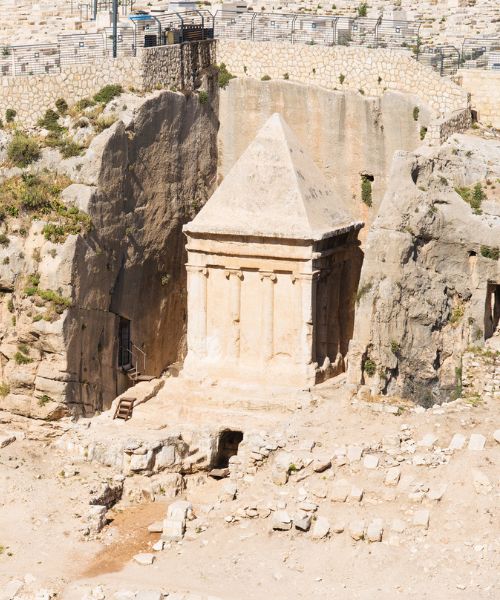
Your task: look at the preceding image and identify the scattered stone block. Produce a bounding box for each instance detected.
[272,511,292,531]
[449,433,466,450]
[220,481,237,501]
[167,500,192,521]
[468,434,486,451]
[271,468,289,486]
[162,519,185,541]
[3,579,24,599]
[348,520,365,541]
[493,430,500,444]
[209,468,229,479]
[312,457,331,473]
[148,521,164,533]
[417,434,438,448]
[366,519,383,542]
[384,466,401,486]
[133,553,155,566]
[298,501,317,512]
[311,516,330,539]
[349,485,364,502]
[363,454,379,469]
[330,479,350,502]
[331,519,345,533]
[413,509,430,529]
[347,445,363,463]
[294,513,312,532]
[310,482,328,499]
[152,540,165,551]
[428,484,446,501]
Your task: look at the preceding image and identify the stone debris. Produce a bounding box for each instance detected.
[363,454,379,469]
[331,519,345,534]
[347,446,363,463]
[294,512,312,532]
[148,521,164,533]
[133,553,155,566]
[349,485,364,502]
[417,434,438,448]
[413,510,430,529]
[312,457,331,473]
[330,479,350,502]
[348,520,365,541]
[384,466,401,486]
[468,434,486,451]
[427,484,447,501]
[0,433,16,449]
[493,430,500,444]
[449,433,467,450]
[366,519,383,542]
[311,516,330,539]
[272,511,292,531]
[220,481,237,501]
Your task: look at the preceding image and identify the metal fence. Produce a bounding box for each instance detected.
[0,9,497,79]
[212,11,421,49]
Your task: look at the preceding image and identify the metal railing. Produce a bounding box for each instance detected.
[0,9,497,79]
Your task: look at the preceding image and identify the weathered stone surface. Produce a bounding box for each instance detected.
[468,434,486,451]
[349,520,365,541]
[133,553,155,566]
[311,516,330,539]
[272,511,292,531]
[366,519,384,542]
[413,510,430,529]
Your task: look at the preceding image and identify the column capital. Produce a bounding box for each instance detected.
[186,264,208,276]
[259,270,277,282]
[225,268,244,280]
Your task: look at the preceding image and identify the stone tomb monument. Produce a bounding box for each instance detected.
[183,114,363,390]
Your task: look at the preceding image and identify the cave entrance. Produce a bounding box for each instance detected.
[118,317,131,368]
[213,430,243,469]
[485,283,500,340]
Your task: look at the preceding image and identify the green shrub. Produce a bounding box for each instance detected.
[361,175,373,207]
[7,133,40,167]
[5,109,16,123]
[198,90,209,105]
[283,73,289,80]
[390,340,400,354]
[356,282,372,303]
[218,63,235,89]
[37,109,64,133]
[413,106,419,121]
[37,394,52,407]
[17,343,29,356]
[55,98,68,115]
[0,233,9,246]
[357,3,368,16]
[75,97,96,111]
[420,126,428,140]
[59,140,84,159]
[261,74,271,81]
[93,84,123,104]
[94,115,117,134]
[37,289,72,310]
[449,304,464,325]
[0,382,10,397]
[339,73,345,84]
[14,352,33,365]
[455,183,484,214]
[0,173,91,243]
[364,359,376,377]
[480,245,499,260]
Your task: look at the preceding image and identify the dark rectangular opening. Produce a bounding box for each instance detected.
[118,317,131,368]
[485,283,500,340]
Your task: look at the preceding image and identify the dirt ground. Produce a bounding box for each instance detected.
[0,382,499,600]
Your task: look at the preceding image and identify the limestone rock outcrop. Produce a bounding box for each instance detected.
[348,134,500,405]
[0,80,219,418]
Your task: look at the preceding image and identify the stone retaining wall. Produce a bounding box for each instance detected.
[217,39,469,119]
[456,70,500,128]
[462,349,500,401]
[0,40,216,126]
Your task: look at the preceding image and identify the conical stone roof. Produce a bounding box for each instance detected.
[184,113,363,241]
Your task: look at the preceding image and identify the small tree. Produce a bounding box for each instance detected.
[357,3,368,17]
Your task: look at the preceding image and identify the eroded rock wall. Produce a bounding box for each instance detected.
[219,78,429,234]
[1,78,219,418]
[347,134,500,405]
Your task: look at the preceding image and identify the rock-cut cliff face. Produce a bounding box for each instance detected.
[348,134,500,405]
[0,78,219,419]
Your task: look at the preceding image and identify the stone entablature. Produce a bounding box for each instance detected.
[217,39,470,119]
[183,114,363,390]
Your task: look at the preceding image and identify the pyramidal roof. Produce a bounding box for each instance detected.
[184,113,363,241]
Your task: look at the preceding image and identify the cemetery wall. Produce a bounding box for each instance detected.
[458,70,500,128]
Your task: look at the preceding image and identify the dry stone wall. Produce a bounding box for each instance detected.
[462,350,500,401]
[457,70,500,128]
[0,41,216,126]
[217,40,469,119]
